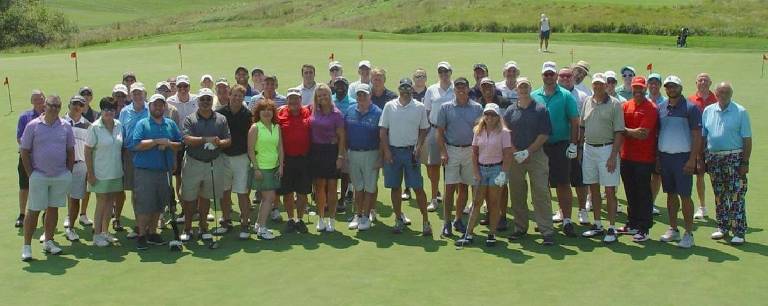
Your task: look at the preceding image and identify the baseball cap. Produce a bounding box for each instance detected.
[483,103,501,116]
[503,61,519,71]
[621,66,637,75]
[286,87,302,97]
[575,60,590,73]
[631,76,647,88]
[176,75,190,85]
[648,73,662,83]
[333,76,349,86]
[148,94,166,104]
[437,61,453,71]
[198,88,214,98]
[591,73,607,84]
[264,75,278,83]
[542,61,557,73]
[358,60,371,69]
[453,77,470,86]
[398,78,414,90]
[70,95,86,105]
[215,78,229,86]
[251,67,264,75]
[130,82,145,93]
[78,86,93,95]
[663,75,682,87]
[516,77,531,88]
[200,74,213,83]
[235,66,248,74]
[356,83,371,95]
[480,77,495,86]
[604,71,618,81]
[328,61,342,70]
[122,72,136,81]
[112,84,128,95]
[155,81,170,90]
[473,63,488,72]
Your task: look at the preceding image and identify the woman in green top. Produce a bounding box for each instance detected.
[247,99,283,240]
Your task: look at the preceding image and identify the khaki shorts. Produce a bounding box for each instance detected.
[348,149,380,193]
[444,145,475,185]
[224,154,250,194]
[181,155,232,202]
[27,171,72,211]
[69,161,87,200]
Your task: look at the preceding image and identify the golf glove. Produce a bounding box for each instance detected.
[513,150,529,164]
[566,143,578,159]
[494,171,507,186]
[203,143,218,151]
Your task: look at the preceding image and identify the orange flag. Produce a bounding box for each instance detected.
[70,51,77,59]
[3,77,8,86]
[329,53,335,61]
[646,63,653,71]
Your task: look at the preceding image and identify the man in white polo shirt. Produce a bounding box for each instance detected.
[422,61,454,212]
[298,64,317,106]
[496,61,520,104]
[167,74,200,221]
[348,60,372,98]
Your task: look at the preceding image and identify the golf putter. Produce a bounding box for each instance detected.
[456,185,480,250]
[208,161,220,249]
[162,153,182,251]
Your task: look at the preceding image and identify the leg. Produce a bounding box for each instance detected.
[183,200,196,232]
[326,178,338,216]
[486,187,501,236]
[237,192,251,226]
[555,184,573,221]
[257,191,274,227]
[23,210,42,245]
[414,188,429,222]
[296,194,308,219]
[427,165,441,201]
[94,193,107,234]
[667,194,680,229]
[443,184,456,222]
[43,207,58,240]
[508,162,529,233]
[313,179,327,219]
[651,174,661,205]
[197,198,211,232]
[590,184,603,222]
[284,194,296,220]
[67,198,80,228]
[19,189,29,216]
[80,192,91,220]
[680,196,694,232]
[466,186,487,234]
[455,184,469,222]
[696,173,706,209]
[391,187,403,219]
[605,186,618,226]
[220,190,233,223]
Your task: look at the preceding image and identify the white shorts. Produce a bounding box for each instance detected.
[348,149,380,193]
[69,161,87,200]
[444,145,476,185]
[582,144,620,187]
[225,154,250,194]
[28,171,72,211]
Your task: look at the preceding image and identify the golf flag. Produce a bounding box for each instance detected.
[70,51,77,59]
[2,77,7,86]
[329,53,335,61]
[358,34,364,56]
[646,63,653,71]
[358,34,363,40]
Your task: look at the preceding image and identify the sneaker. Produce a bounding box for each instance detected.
[660,228,681,242]
[485,234,497,247]
[39,233,46,243]
[63,216,70,228]
[206,213,215,222]
[326,219,335,232]
[616,226,639,235]
[213,226,229,235]
[270,208,283,222]
[454,233,474,246]
[401,191,411,200]
[582,224,605,238]
[632,232,649,242]
[603,228,617,244]
[694,206,707,220]
[358,216,371,230]
[180,232,193,242]
[316,218,327,232]
[42,240,62,254]
[392,217,405,234]
[585,198,593,211]
[578,209,590,225]
[463,204,472,215]
[542,235,555,246]
[677,232,694,248]
[257,227,275,240]
[652,206,661,216]
[15,214,24,228]
[348,215,360,230]
[93,233,109,247]
[21,245,32,261]
[507,230,526,241]
[126,231,138,239]
[730,235,745,245]
[369,209,377,222]
[295,220,309,234]
[563,222,576,238]
[711,228,727,240]
[283,219,296,233]
[436,194,442,202]
[452,219,466,233]
[441,222,452,238]
[200,231,213,241]
[104,232,118,243]
[239,230,250,240]
[136,236,148,250]
[427,199,438,212]
[552,210,563,223]
[401,213,412,226]
[112,219,124,232]
[65,228,80,241]
[497,217,509,231]
[79,214,93,226]
[422,222,432,236]
[147,233,166,245]
[175,216,185,224]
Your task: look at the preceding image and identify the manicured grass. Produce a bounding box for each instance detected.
[1,34,766,305]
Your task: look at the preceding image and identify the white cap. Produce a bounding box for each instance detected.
[112,84,128,95]
[437,61,452,71]
[358,60,371,69]
[155,81,170,90]
[516,77,531,87]
[130,82,145,93]
[591,73,607,84]
[604,70,617,81]
[663,75,682,87]
[176,75,190,85]
[200,74,213,82]
[483,103,501,116]
[480,77,495,86]
[356,83,371,95]
[328,61,342,70]
[148,94,166,104]
[503,61,519,71]
[286,87,302,97]
[215,78,228,86]
[542,61,557,73]
[198,88,214,98]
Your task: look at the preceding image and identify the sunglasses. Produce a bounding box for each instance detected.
[414,75,427,79]
[81,92,93,96]
[102,107,117,112]
[177,84,190,88]
[622,74,635,78]
[46,103,61,108]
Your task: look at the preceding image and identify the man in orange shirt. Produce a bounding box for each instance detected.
[688,73,716,220]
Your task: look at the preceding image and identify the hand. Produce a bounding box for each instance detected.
[655,159,662,174]
[739,165,749,177]
[211,137,221,146]
[383,150,393,164]
[278,165,284,178]
[566,143,578,159]
[513,150,529,164]
[86,172,97,185]
[155,138,170,146]
[253,169,263,181]
[414,145,423,162]
[440,151,449,165]
[474,172,482,184]
[494,171,507,186]
[336,157,344,170]
[203,143,218,150]
[683,158,696,175]
[606,157,617,173]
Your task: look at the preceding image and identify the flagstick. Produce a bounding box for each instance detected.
[178,44,184,71]
[762,60,765,78]
[501,38,504,57]
[570,48,574,65]
[74,56,79,82]
[5,81,12,113]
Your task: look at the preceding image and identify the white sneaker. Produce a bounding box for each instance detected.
[427,199,438,212]
[660,228,681,242]
[401,213,412,226]
[206,213,215,222]
[358,216,371,230]
[463,204,472,215]
[326,219,335,232]
[578,209,590,225]
[481,204,488,214]
[78,214,93,226]
[585,198,593,211]
[104,232,118,243]
[270,208,282,221]
[63,216,71,228]
[694,206,707,219]
[42,240,62,255]
[436,194,443,202]
[257,227,275,240]
[369,209,377,222]
[730,236,745,245]
[652,206,661,215]
[239,231,250,240]
[65,228,80,241]
[552,210,563,223]
[603,228,617,244]
[21,245,32,261]
[175,216,185,223]
[180,232,192,242]
[316,218,327,232]
[711,228,726,240]
[677,232,694,248]
[39,233,46,243]
[348,215,360,230]
[93,233,109,247]
[200,232,214,241]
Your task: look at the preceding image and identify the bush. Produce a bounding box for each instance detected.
[0,0,77,49]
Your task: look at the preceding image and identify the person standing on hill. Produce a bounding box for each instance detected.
[539,13,551,52]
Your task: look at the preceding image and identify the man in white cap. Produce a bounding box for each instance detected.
[328,61,343,88]
[200,75,214,89]
[539,13,551,52]
[111,84,129,118]
[496,61,520,103]
[615,66,636,100]
[605,71,628,103]
[348,60,372,98]
[298,64,317,106]
[62,95,92,242]
[422,61,455,212]
[214,78,230,109]
[118,82,149,238]
[580,73,625,244]
[180,88,232,242]
[167,75,200,219]
[251,67,265,95]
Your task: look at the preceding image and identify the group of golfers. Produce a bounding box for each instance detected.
[16,59,752,261]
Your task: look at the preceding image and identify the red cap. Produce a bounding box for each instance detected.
[631,76,647,88]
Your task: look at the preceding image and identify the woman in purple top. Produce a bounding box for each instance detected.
[309,84,347,232]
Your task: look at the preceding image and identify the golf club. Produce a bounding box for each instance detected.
[208,161,220,249]
[162,154,183,251]
[456,184,481,250]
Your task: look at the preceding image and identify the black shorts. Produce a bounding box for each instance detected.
[18,156,29,189]
[570,152,586,188]
[309,143,340,179]
[540,30,551,39]
[278,155,313,195]
[544,141,571,187]
[173,148,185,176]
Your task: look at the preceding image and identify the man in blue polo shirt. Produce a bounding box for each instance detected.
[532,61,580,238]
[118,82,149,238]
[344,84,381,231]
[127,94,182,250]
[702,82,751,245]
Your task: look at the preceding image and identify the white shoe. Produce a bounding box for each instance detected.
[427,199,438,212]
[39,233,46,243]
[42,240,62,255]
[660,228,681,242]
[316,218,327,232]
[463,204,472,215]
[21,245,32,261]
[652,206,661,215]
[481,204,488,214]
[78,214,93,226]
[710,228,726,240]
[239,231,250,240]
[206,213,215,222]
[175,216,185,223]
[436,194,443,202]
[585,198,593,211]
[326,219,335,232]
[369,209,377,222]
[257,227,275,240]
[93,233,109,247]
[730,236,745,245]
[65,228,80,241]
[677,232,694,248]
[63,216,71,228]
[552,210,563,223]
[401,213,412,226]
[358,216,371,230]
[694,206,707,219]
[578,209,590,225]
[180,232,192,242]
[348,215,360,230]
[270,208,283,221]
[104,232,118,243]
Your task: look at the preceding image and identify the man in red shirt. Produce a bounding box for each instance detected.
[621,76,659,242]
[688,73,716,220]
[276,88,311,233]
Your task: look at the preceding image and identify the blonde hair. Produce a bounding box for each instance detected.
[413,68,426,78]
[312,83,335,116]
[473,112,505,134]
[371,67,387,79]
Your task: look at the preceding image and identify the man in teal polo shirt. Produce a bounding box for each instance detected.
[532,61,580,238]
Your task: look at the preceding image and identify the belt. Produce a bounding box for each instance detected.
[350,147,378,152]
[710,149,742,155]
[586,142,613,147]
[390,145,414,150]
[447,143,472,148]
[479,162,502,167]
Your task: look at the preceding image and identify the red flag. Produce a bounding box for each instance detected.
[646,63,653,71]
[3,77,7,86]
[70,51,77,59]
[358,34,363,40]
[329,53,335,61]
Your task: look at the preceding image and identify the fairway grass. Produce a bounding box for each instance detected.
[1,36,766,306]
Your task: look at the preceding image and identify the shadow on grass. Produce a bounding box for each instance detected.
[354,220,447,252]
[22,255,79,275]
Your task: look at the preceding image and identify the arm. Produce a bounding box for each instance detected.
[606,132,624,173]
[684,129,703,174]
[436,127,447,164]
[472,145,481,182]
[66,147,75,172]
[21,149,32,176]
[740,137,751,176]
[416,128,427,158]
[336,125,346,169]
[502,147,513,173]
[527,134,549,154]
[277,128,285,177]
[85,146,96,185]
[379,127,392,164]
[569,117,579,144]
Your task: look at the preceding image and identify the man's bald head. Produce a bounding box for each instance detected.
[696,73,712,92]
[715,82,733,103]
